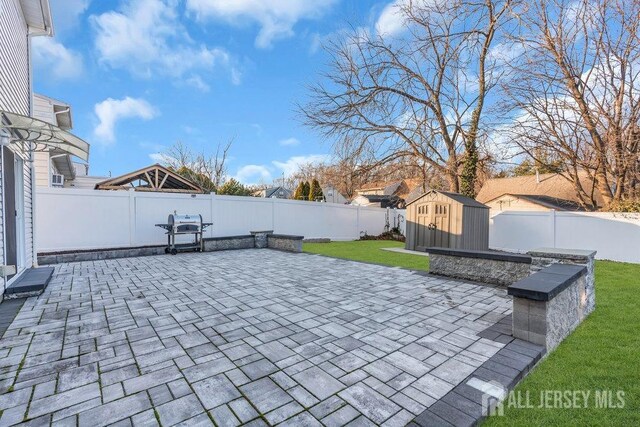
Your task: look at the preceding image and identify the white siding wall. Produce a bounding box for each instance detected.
[0,0,35,294]
[486,195,550,212]
[34,151,51,187]
[0,0,30,115]
[32,95,55,187]
[23,158,33,268]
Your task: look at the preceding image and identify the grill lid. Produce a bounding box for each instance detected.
[168,214,202,225]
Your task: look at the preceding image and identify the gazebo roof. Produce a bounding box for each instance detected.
[95,164,204,193]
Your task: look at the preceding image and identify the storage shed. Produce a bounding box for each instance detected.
[405,190,489,251]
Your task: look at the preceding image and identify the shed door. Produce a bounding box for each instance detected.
[414,202,451,248]
[431,203,451,247]
[415,203,431,248]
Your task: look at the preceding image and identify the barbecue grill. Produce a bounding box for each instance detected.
[155,213,212,255]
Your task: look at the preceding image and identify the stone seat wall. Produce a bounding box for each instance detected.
[426,247,532,286]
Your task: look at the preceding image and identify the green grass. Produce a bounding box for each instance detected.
[303,241,640,426]
[303,240,429,271]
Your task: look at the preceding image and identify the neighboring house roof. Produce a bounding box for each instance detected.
[20,0,53,36]
[406,189,489,209]
[356,178,426,201]
[95,164,204,193]
[263,186,292,198]
[476,172,602,208]
[488,194,586,211]
[356,194,405,208]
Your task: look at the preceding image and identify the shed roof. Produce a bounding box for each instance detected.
[95,164,204,193]
[407,190,489,209]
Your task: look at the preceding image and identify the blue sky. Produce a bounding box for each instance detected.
[32,0,403,184]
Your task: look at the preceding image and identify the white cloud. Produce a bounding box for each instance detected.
[31,37,83,80]
[234,165,273,184]
[185,75,211,92]
[488,41,526,65]
[375,0,408,37]
[94,97,157,144]
[375,0,440,37]
[279,137,300,147]
[91,0,240,85]
[233,154,329,184]
[272,154,329,176]
[50,0,91,34]
[186,0,338,48]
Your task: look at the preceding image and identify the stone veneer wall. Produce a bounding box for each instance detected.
[203,236,255,252]
[427,248,532,287]
[528,248,596,316]
[39,246,166,265]
[267,234,303,253]
[250,231,272,249]
[40,233,305,264]
[510,267,589,350]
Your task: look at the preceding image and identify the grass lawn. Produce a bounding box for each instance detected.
[303,240,640,426]
[304,240,429,271]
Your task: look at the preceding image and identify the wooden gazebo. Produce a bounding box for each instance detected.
[94,164,204,193]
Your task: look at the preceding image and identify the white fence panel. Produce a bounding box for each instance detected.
[554,212,640,263]
[213,195,274,237]
[273,199,327,238]
[36,189,131,251]
[358,208,386,237]
[490,210,640,263]
[35,188,404,252]
[489,211,555,252]
[321,204,359,240]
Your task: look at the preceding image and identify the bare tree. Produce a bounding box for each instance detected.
[502,0,640,209]
[301,0,514,197]
[162,140,232,191]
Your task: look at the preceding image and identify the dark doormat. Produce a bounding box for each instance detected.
[4,267,54,299]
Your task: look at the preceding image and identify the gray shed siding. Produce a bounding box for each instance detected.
[0,0,35,295]
[405,190,489,251]
[460,205,489,250]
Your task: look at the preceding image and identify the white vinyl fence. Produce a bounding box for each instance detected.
[36,188,406,252]
[490,211,640,263]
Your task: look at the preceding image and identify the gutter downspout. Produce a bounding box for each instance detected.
[28,34,38,268]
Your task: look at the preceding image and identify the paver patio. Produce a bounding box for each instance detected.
[0,250,512,426]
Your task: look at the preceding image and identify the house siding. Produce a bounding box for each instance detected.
[486,195,551,212]
[34,151,51,187]
[32,95,56,187]
[0,0,30,116]
[0,0,35,295]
